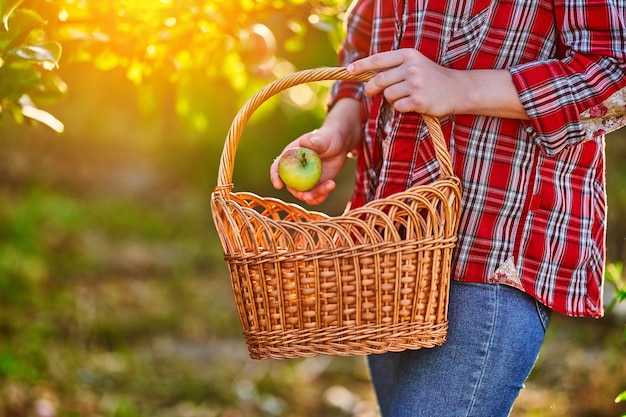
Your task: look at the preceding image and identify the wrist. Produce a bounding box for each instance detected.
[324,98,363,153]
[451,69,481,115]
[452,69,528,119]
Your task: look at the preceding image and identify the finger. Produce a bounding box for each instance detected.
[289,180,336,205]
[347,50,404,74]
[298,131,326,155]
[389,95,418,113]
[270,157,284,189]
[363,68,406,97]
[270,137,307,190]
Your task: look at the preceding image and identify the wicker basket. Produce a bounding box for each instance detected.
[211,67,462,360]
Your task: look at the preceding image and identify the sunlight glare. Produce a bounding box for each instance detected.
[164,17,176,27]
[146,44,157,58]
[287,85,316,110]
[58,8,69,22]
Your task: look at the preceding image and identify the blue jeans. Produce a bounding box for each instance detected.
[367,280,551,417]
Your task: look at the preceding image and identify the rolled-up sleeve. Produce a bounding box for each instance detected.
[510,0,626,156]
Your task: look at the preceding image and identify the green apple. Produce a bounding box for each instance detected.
[277,147,322,192]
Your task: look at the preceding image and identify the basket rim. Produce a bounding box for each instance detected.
[211,174,462,256]
[213,67,459,195]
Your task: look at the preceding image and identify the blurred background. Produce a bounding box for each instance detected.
[0,1,624,416]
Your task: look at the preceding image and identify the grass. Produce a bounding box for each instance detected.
[0,119,625,416]
[1,182,624,417]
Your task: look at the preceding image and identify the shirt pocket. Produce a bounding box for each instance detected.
[440,2,491,68]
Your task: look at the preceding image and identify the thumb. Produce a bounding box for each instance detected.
[300,132,328,155]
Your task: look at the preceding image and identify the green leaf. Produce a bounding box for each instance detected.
[18,94,64,133]
[606,262,624,284]
[616,390,626,403]
[7,41,62,69]
[0,63,39,101]
[1,0,24,31]
[0,8,46,51]
[28,71,68,103]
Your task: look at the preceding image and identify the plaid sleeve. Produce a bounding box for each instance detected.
[510,0,626,156]
[328,0,375,110]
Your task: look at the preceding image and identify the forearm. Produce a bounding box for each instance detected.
[324,97,364,153]
[453,69,529,120]
[347,50,530,120]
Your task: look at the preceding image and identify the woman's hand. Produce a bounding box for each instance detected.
[270,98,363,205]
[270,128,346,205]
[347,49,462,116]
[347,48,528,119]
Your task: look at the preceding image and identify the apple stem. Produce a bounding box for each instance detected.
[300,153,307,167]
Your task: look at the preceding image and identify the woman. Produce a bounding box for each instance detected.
[270,1,626,415]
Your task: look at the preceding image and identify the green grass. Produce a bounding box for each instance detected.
[0,182,624,416]
[0,114,625,416]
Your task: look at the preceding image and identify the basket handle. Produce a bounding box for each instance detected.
[216,67,455,191]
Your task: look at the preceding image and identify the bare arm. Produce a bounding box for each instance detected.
[347,49,529,120]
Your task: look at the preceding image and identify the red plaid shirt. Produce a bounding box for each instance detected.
[330,0,626,317]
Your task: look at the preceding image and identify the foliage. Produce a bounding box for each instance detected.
[0,0,351,133]
[0,0,66,132]
[606,263,626,315]
[606,262,626,412]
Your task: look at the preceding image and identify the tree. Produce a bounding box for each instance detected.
[0,0,65,132]
[0,0,351,133]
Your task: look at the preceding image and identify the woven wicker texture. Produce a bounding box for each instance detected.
[211,67,462,360]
